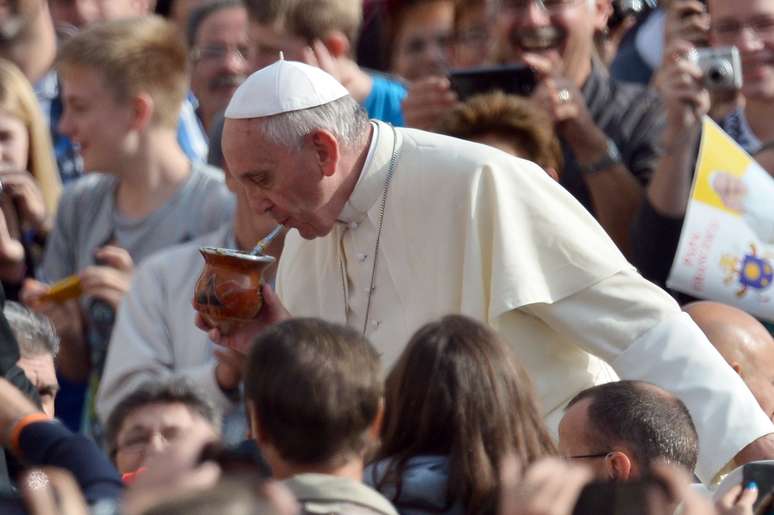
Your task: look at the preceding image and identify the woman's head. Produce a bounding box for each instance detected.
[377,314,556,514]
[0,59,60,214]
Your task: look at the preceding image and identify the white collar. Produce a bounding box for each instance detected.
[337,121,398,224]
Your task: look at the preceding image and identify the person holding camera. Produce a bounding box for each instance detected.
[404,0,665,256]
[631,0,774,288]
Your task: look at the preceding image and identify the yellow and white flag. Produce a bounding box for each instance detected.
[668,117,774,320]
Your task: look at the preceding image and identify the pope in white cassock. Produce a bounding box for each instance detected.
[200,57,774,483]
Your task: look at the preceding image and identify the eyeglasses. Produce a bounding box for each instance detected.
[501,0,583,15]
[116,426,183,455]
[401,33,453,56]
[712,16,774,41]
[191,44,248,63]
[456,26,492,49]
[568,451,612,460]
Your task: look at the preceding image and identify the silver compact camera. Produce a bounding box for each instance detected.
[689,46,743,91]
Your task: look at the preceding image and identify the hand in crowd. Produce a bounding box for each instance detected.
[647,462,714,515]
[302,40,372,104]
[79,244,134,310]
[195,282,291,356]
[213,345,243,392]
[121,430,220,515]
[0,206,25,278]
[664,0,711,49]
[715,482,758,515]
[499,456,594,515]
[525,54,585,126]
[524,54,612,168]
[20,279,82,347]
[402,76,459,130]
[654,40,711,133]
[20,468,88,515]
[498,455,743,515]
[0,171,50,234]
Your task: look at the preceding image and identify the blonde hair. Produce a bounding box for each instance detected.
[246,0,362,50]
[0,59,60,215]
[56,16,188,129]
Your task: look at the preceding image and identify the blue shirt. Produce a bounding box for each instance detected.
[363,74,406,127]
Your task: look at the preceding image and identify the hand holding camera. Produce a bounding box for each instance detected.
[655,40,712,133]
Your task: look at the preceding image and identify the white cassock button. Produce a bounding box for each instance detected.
[371,320,381,329]
[349,221,359,230]
[357,253,368,262]
[363,286,373,294]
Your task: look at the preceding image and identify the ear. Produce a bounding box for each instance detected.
[322,31,351,58]
[731,361,743,377]
[593,0,613,32]
[308,129,340,177]
[604,451,633,481]
[130,93,154,132]
[545,167,560,182]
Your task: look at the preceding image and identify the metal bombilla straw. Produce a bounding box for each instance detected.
[250,224,285,256]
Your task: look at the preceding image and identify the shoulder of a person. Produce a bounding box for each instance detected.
[397,128,545,181]
[284,474,399,515]
[56,173,115,214]
[134,225,228,277]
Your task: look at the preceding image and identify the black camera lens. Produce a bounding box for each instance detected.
[706,62,732,86]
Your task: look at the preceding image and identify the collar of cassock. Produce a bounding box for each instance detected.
[337,121,397,225]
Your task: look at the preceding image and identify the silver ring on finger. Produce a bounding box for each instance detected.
[558,88,571,104]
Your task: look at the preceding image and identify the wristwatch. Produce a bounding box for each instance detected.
[579,137,622,175]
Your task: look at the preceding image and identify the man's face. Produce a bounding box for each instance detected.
[114,402,217,474]
[709,0,774,100]
[190,6,248,124]
[391,1,454,80]
[558,398,612,479]
[16,352,58,418]
[222,119,342,240]
[58,65,136,173]
[496,0,605,84]
[247,21,308,72]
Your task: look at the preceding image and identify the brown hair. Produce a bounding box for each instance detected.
[245,0,362,50]
[374,315,556,515]
[244,318,382,466]
[436,91,563,174]
[56,16,188,128]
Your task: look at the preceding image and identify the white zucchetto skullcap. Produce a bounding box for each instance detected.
[225,57,350,119]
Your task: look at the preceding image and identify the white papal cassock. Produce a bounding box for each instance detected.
[276,120,774,483]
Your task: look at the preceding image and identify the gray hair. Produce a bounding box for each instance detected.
[256,95,370,151]
[104,378,222,457]
[4,301,59,357]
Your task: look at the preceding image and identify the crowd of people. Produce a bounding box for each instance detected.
[0,0,769,513]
